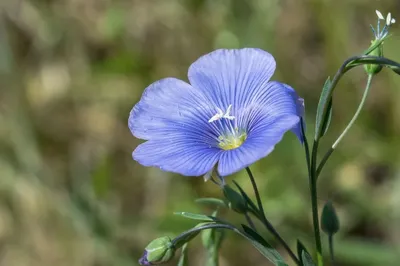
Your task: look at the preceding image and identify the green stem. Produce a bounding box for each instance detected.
[171,223,234,247]
[316,75,374,179]
[332,75,373,149]
[245,212,257,232]
[206,247,219,266]
[310,141,323,266]
[245,167,300,266]
[328,234,335,266]
[245,167,265,215]
[301,118,311,173]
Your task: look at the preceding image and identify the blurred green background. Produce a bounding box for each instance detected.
[1,0,400,265]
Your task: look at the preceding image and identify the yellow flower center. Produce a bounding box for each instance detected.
[218,132,247,150]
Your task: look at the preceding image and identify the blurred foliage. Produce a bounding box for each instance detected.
[1,0,400,265]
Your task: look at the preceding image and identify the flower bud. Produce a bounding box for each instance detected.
[222,184,247,214]
[139,236,175,265]
[321,201,340,235]
[364,40,383,75]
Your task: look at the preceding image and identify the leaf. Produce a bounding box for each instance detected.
[232,180,259,213]
[179,222,286,265]
[362,37,387,55]
[241,224,273,248]
[195,198,228,208]
[297,240,311,265]
[320,97,333,137]
[276,261,289,266]
[174,212,216,222]
[301,250,316,266]
[234,225,283,264]
[315,77,332,139]
[177,243,189,266]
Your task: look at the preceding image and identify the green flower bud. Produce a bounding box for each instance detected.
[222,184,247,214]
[139,236,175,265]
[321,201,340,235]
[364,40,383,75]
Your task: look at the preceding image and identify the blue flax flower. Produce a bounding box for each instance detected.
[129,48,304,177]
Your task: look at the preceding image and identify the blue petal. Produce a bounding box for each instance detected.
[134,139,221,176]
[276,83,305,142]
[217,115,300,176]
[188,48,276,112]
[129,78,216,144]
[129,77,223,176]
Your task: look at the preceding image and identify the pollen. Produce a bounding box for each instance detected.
[218,132,247,150]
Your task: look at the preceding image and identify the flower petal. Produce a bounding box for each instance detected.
[129,78,217,144]
[281,83,305,142]
[188,48,276,112]
[217,115,299,176]
[134,139,221,176]
[235,81,304,142]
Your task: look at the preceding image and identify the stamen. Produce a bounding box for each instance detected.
[208,107,224,123]
[376,10,384,20]
[223,104,235,120]
[208,105,236,123]
[386,13,392,26]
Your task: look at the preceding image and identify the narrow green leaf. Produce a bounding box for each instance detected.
[174,212,216,222]
[195,198,228,208]
[276,261,289,266]
[177,243,189,266]
[362,37,388,55]
[320,97,333,137]
[237,225,283,264]
[301,250,316,266]
[315,77,332,139]
[241,224,273,248]
[232,180,259,213]
[297,240,311,265]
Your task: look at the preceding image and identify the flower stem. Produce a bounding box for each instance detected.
[245,167,265,215]
[245,212,257,232]
[206,247,219,266]
[332,74,373,149]
[316,74,374,179]
[310,141,323,266]
[245,167,300,266]
[328,234,335,266]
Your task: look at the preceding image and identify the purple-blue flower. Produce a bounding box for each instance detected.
[129,48,304,177]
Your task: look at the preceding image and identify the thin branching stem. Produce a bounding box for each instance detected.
[245,167,300,266]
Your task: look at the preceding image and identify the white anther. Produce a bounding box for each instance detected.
[387,12,392,25]
[376,10,384,20]
[223,104,235,120]
[208,107,224,123]
[208,104,236,123]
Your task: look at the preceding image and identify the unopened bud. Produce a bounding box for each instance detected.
[222,184,247,214]
[364,40,383,75]
[139,236,175,265]
[321,201,340,235]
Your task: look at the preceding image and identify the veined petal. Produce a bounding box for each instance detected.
[188,48,276,112]
[134,139,221,176]
[129,78,217,144]
[282,83,305,142]
[236,81,304,142]
[217,115,299,176]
